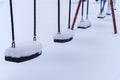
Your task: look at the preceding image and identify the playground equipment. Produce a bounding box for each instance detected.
[54,0,90,43]
[54,0,74,43]
[71,0,89,30]
[5,0,42,63]
[97,0,107,18]
[71,0,117,34]
[106,0,111,15]
[77,0,91,29]
[98,0,116,18]
[97,0,117,34]
[71,0,82,30]
[110,0,117,34]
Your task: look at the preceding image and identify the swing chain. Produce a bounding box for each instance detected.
[11,41,15,48]
[33,36,37,41]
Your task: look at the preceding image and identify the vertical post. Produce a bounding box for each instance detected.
[58,0,60,33]
[81,0,84,21]
[108,0,110,10]
[86,0,89,19]
[68,0,71,29]
[33,0,37,41]
[9,0,15,48]
[110,0,117,34]
[71,0,82,30]
[100,0,102,14]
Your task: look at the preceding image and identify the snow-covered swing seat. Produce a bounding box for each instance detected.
[77,0,91,29]
[5,0,42,63]
[54,0,74,43]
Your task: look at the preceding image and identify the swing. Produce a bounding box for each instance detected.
[106,0,111,15]
[5,0,42,63]
[54,0,74,43]
[113,0,116,10]
[77,0,91,29]
[98,0,117,34]
[97,0,106,18]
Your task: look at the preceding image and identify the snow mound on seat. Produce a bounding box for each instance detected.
[77,20,91,28]
[5,41,42,58]
[54,29,74,40]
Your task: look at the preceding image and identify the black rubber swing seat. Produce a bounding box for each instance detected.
[54,37,73,43]
[5,52,41,63]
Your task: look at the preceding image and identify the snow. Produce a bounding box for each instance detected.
[106,10,111,15]
[54,29,74,40]
[5,41,42,58]
[97,13,106,18]
[77,19,91,28]
[0,0,120,80]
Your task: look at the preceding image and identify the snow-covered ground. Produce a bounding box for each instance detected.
[0,0,120,80]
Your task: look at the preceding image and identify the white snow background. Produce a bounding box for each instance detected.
[0,0,120,80]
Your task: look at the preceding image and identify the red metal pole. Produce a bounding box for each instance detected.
[110,0,117,34]
[71,0,82,30]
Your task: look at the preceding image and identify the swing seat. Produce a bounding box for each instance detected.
[77,19,91,29]
[97,13,106,19]
[106,10,111,15]
[54,29,74,43]
[5,41,42,63]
